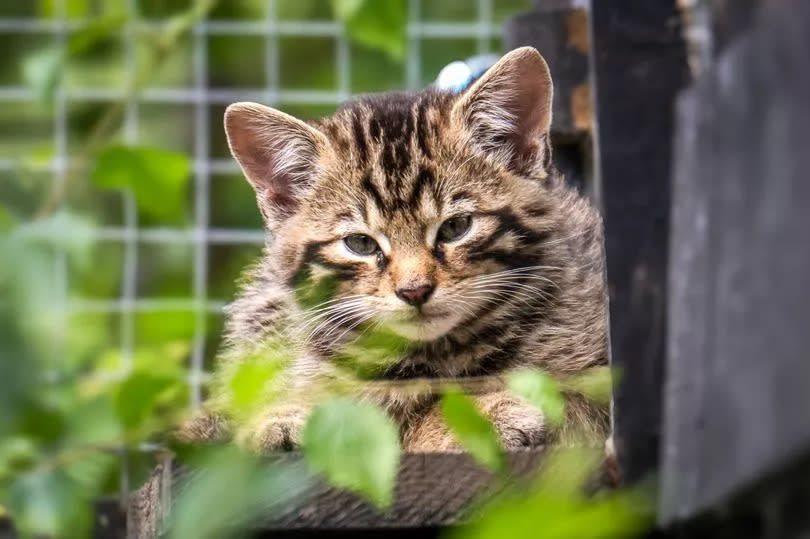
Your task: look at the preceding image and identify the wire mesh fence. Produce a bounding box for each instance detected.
[0,0,535,498]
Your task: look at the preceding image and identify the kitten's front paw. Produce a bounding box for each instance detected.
[477,393,546,449]
[237,406,308,453]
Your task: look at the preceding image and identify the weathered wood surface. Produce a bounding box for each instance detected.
[588,1,690,485]
[127,449,546,538]
[660,0,810,524]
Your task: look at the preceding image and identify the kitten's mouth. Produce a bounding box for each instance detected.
[404,306,447,322]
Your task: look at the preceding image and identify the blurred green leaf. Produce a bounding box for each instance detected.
[69,13,128,55]
[63,452,117,494]
[331,0,407,61]
[169,446,311,539]
[564,366,614,405]
[303,397,400,508]
[440,389,503,472]
[16,401,67,445]
[0,205,17,231]
[22,46,64,101]
[331,0,365,19]
[228,354,286,415]
[39,0,90,18]
[0,438,39,482]
[13,210,96,270]
[451,488,652,539]
[293,268,339,310]
[64,396,122,447]
[506,368,566,427]
[114,372,178,430]
[92,145,191,222]
[336,324,412,377]
[8,469,91,537]
[451,447,653,539]
[22,13,126,102]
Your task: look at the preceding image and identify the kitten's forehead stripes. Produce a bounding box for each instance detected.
[351,112,368,167]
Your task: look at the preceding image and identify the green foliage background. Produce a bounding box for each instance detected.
[0,1,651,537]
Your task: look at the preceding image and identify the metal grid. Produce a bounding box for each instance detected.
[0,0,509,409]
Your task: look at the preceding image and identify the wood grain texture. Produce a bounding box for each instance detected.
[589,0,690,485]
[127,449,546,538]
[660,0,810,523]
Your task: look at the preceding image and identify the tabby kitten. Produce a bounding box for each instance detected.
[188,47,609,451]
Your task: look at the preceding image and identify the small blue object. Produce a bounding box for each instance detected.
[434,54,500,94]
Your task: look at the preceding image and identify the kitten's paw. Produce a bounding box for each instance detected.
[478,393,546,449]
[238,407,308,453]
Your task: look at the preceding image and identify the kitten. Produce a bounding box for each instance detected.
[184,47,609,451]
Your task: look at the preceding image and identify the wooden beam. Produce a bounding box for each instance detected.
[588,1,690,484]
[660,0,810,522]
[127,450,547,538]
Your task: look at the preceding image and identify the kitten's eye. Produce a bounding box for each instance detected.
[344,234,380,256]
[437,215,472,243]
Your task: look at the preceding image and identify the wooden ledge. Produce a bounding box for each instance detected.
[127,449,547,538]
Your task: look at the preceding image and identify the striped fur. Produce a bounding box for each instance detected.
[185,48,609,451]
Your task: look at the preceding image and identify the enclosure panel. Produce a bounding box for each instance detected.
[661,0,810,521]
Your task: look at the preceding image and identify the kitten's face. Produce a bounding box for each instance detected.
[225,47,555,343]
[281,131,551,342]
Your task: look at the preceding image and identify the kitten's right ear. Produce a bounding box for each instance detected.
[224,102,329,226]
[452,47,553,177]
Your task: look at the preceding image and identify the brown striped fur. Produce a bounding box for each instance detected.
[183,48,609,452]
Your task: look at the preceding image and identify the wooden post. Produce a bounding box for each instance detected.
[588,1,690,485]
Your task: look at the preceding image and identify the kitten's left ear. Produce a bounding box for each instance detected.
[452,47,553,176]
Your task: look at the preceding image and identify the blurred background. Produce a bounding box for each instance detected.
[0,1,549,533]
[0,0,532,409]
[6,1,808,537]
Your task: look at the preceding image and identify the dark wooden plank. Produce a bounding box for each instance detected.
[660,0,810,522]
[127,450,546,538]
[588,1,690,485]
[708,0,762,57]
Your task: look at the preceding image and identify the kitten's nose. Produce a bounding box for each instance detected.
[396,284,435,307]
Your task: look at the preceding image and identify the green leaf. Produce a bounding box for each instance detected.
[169,447,312,539]
[331,0,365,19]
[227,355,286,415]
[0,204,17,232]
[68,13,127,55]
[565,366,614,405]
[451,448,653,539]
[64,396,122,447]
[331,0,407,61]
[0,437,39,481]
[114,372,178,430]
[8,469,91,537]
[452,489,652,539]
[440,389,503,472]
[335,324,413,377]
[293,268,339,310]
[63,452,117,493]
[302,397,400,508]
[22,46,64,101]
[506,368,566,427]
[13,210,97,270]
[92,145,191,222]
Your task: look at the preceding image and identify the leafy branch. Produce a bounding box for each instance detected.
[31,0,217,218]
